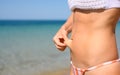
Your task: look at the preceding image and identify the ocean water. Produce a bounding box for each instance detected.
[0,20,70,75]
[0,20,120,75]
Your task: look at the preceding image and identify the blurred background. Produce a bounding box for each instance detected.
[0,0,120,75]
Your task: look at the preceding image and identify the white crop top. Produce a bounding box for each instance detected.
[68,0,120,10]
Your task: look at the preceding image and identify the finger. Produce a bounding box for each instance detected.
[61,30,69,41]
[55,44,66,51]
[53,37,66,47]
[65,39,72,48]
[62,31,72,48]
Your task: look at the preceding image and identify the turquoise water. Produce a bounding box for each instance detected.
[0,20,70,75]
[0,20,120,75]
[116,21,120,56]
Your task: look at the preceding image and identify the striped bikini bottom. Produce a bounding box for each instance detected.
[71,58,120,75]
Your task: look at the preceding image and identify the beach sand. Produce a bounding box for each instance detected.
[36,68,69,75]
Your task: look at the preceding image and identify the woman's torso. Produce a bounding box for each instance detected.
[70,8,120,68]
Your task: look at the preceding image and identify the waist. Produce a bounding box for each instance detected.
[70,31,118,68]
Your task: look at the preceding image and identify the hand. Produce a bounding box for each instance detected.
[62,30,72,49]
[53,27,68,51]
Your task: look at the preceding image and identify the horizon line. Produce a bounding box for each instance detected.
[0,19,67,21]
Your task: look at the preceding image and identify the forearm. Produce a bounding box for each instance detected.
[53,13,73,51]
[61,12,73,33]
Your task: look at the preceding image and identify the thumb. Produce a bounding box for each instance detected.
[62,30,72,48]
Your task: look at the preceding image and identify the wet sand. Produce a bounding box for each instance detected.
[38,68,69,75]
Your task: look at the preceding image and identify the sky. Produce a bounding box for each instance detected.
[0,0,71,20]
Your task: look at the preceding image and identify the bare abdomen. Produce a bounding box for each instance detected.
[70,9,120,68]
[71,26,118,68]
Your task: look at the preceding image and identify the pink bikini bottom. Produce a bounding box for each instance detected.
[71,58,120,75]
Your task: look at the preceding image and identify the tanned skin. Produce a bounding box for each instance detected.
[53,8,120,75]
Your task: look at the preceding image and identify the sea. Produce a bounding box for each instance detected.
[0,20,120,75]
